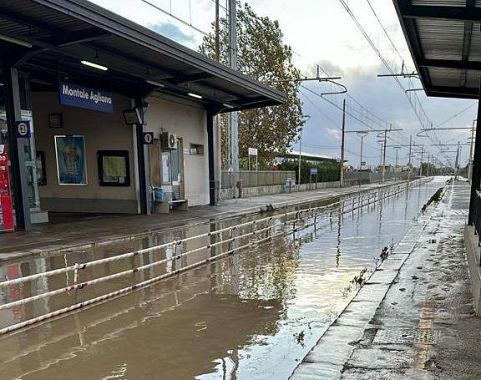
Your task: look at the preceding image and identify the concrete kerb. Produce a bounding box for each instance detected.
[290,180,442,380]
[0,180,414,264]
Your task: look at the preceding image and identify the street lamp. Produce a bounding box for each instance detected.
[393,146,402,180]
[298,115,311,188]
[356,131,368,170]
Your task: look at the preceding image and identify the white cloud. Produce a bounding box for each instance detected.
[326,128,341,141]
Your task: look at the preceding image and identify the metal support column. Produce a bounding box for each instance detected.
[469,89,481,225]
[229,0,239,193]
[3,62,31,231]
[207,109,218,206]
[134,97,149,215]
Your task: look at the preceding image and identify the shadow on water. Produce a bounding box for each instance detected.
[0,179,444,380]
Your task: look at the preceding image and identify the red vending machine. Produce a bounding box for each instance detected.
[0,145,14,232]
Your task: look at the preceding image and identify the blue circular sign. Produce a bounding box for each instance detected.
[16,121,31,138]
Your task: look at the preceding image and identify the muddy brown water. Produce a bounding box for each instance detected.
[0,179,443,379]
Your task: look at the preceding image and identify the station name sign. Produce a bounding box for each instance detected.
[59,82,113,113]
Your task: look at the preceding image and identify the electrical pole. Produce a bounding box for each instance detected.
[408,135,412,181]
[229,0,239,193]
[427,153,430,177]
[340,99,346,187]
[419,147,424,177]
[298,129,302,187]
[214,0,222,202]
[455,141,460,180]
[382,129,387,183]
[215,0,220,61]
[469,120,476,182]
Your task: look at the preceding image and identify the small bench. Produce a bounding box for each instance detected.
[169,199,188,211]
[154,199,188,214]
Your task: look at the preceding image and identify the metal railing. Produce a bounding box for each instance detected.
[221,170,296,189]
[0,179,427,335]
[344,171,416,186]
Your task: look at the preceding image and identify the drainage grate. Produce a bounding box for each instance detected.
[373,328,439,345]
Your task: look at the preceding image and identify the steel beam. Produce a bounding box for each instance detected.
[207,109,218,206]
[134,97,149,215]
[419,59,481,71]
[469,85,481,225]
[3,61,32,230]
[400,2,481,22]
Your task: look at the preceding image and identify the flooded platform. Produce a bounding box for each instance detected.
[0,179,443,379]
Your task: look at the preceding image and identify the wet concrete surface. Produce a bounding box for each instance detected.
[0,180,439,379]
[293,180,481,380]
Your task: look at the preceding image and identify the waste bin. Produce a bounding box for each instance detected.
[153,187,164,202]
[284,178,294,193]
[236,179,242,198]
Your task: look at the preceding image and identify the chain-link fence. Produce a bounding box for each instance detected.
[221,171,296,189]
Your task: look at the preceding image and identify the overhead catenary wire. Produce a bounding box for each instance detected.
[339,0,452,166]
[139,0,221,37]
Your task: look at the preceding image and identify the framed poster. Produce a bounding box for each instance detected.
[55,135,87,185]
[97,150,130,186]
[161,152,170,184]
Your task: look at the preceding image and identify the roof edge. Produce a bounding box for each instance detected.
[31,0,287,105]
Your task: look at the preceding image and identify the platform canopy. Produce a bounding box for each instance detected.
[0,0,286,111]
[393,0,481,99]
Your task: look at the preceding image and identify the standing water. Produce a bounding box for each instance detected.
[0,179,442,379]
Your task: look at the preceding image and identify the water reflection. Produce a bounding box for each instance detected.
[0,180,442,379]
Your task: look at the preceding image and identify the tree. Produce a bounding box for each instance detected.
[199,2,303,167]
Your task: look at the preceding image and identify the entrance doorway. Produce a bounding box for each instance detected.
[149,137,185,203]
[170,138,185,201]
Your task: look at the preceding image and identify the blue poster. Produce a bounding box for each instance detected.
[55,135,87,185]
[59,82,113,113]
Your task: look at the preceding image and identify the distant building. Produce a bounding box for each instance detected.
[274,151,339,166]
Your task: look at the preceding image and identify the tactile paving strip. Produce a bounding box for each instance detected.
[373,328,439,345]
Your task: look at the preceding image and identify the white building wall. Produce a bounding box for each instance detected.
[146,94,209,207]
[32,92,138,213]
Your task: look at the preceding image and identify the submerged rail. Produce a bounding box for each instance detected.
[0,179,429,335]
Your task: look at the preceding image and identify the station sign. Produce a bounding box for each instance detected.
[59,81,113,113]
[15,120,31,138]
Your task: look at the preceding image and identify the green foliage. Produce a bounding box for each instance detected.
[278,160,340,184]
[199,2,303,166]
[420,163,454,176]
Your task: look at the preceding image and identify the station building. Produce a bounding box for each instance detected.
[0,0,285,231]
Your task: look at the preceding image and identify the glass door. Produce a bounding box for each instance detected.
[170,138,184,200]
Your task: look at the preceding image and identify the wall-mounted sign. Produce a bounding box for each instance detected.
[143,132,154,145]
[15,120,31,138]
[55,135,87,185]
[123,108,142,125]
[59,81,113,113]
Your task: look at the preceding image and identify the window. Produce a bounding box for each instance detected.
[97,150,130,187]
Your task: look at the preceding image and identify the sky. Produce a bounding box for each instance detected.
[88,0,476,168]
